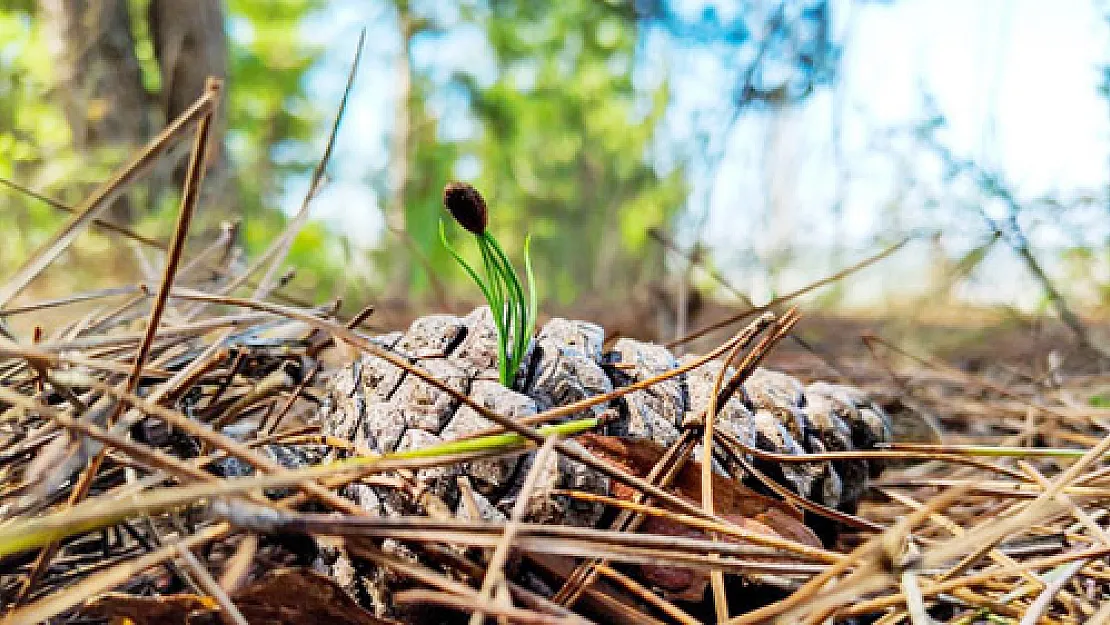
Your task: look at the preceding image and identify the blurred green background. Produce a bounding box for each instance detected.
[2,1,1110,347]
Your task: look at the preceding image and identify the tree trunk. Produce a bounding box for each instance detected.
[149,0,229,197]
[385,1,416,297]
[387,13,414,232]
[41,0,149,223]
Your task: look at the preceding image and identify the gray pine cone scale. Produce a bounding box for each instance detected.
[318,307,892,526]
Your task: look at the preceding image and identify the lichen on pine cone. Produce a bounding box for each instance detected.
[317,307,891,529]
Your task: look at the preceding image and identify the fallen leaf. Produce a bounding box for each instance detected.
[637,515,706,599]
[578,434,807,521]
[82,568,388,625]
[230,568,390,624]
[81,593,215,624]
[578,434,822,601]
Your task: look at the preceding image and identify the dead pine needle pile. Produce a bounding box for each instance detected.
[2,73,1110,625]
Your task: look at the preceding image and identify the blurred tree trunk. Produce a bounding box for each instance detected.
[41,0,149,223]
[41,0,230,222]
[149,0,229,197]
[385,0,416,297]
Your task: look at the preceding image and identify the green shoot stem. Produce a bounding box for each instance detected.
[440,221,493,307]
[523,234,537,359]
[442,218,536,387]
[483,232,530,383]
[477,237,510,383]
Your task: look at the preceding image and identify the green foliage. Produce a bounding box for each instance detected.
[0,8,91,275]
[399,76,462,296]
[456,0,687,303]
[225,0,324,217]
[0,0,689,309]
[1088,392,1110,408]
[0,1,337,299]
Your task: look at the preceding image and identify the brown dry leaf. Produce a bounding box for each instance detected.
[81,568,388,625]
[636,514,707,599]
[579,434,822,601]
[230,568,390,625]
[578,434,809,523]
[80,593,216,624]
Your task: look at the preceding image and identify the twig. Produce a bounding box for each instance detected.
[667,236,910,349]
[251,29,365,298]
[174,544,249,625]
[12,78,222,604]
[470,437,556,624]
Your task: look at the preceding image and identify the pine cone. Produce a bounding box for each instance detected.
[315,307,892,616]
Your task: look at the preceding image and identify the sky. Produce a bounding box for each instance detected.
[698,0,1108,239]
[281,0,1110,306]
[693,0,1110,304]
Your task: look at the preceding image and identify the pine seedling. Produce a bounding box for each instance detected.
[440,182,537,387]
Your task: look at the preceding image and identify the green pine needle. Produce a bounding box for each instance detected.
[441,219,536,387]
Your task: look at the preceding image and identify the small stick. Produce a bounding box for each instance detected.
[699,310,783,621]
[595,564,701,625]
[470,437,558,624]
[175,544,249,625]
[666,236,909,349]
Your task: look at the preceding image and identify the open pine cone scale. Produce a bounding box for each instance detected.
[315,306,893,616]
